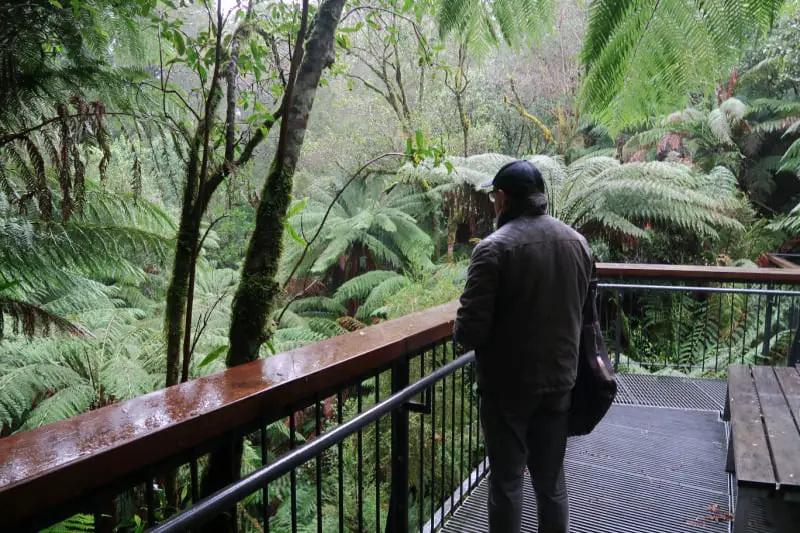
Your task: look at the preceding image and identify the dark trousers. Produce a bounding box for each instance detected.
[480,390,571,533]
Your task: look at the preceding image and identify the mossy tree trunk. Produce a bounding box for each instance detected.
[162,3,280,389]
[227,0,346,367]
[199,1,346,531]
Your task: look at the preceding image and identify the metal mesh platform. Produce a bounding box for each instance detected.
[441,376,785,533]
[616,373,726,410]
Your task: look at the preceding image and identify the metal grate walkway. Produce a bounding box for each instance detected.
[441,375,788,533]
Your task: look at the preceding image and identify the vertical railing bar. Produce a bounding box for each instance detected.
[191,454,200,505]
[440,345,447,527]
[357,380,364,533]
[762,289,775,363]
[701,290,710,374]
[467,362,474,494]
[315,396,323,533]
[776,294,783,364]
[741,285,750,366]
[714,290,724,373]
[677,291,684,371]
[375,372,380,533]
[459,362,466,506]
[728,289,735,367]
[430,346,437,528]
[290,409,297,533]
[789,294,800,367]
[337,389,344,533]
[260,425,269,533]
[449,341,457,516]
[614,289,623,371]
[419,350,425,533]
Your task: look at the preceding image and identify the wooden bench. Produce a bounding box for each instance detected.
[724,364,800,532]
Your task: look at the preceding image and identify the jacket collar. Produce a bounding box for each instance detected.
[496,192,548,229]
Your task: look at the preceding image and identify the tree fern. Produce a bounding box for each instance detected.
[580,0,786,133]
[1,181,174,338]
[281,174,434,283]
[417,152,747,241]
[334,271,404,304]
[0,303,164,431]
[624,96,800,195]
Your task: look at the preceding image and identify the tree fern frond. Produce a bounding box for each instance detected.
[355,275,410,321]
[580,0,785,133]
[40,514,95,533]
[19,384,96,432]
[335,271,403,304]
[437,0,556,51]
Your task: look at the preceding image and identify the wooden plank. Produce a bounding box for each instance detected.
[727,365,776,487]
[774,366,800,424]
[773,366,800,494]
[751,366,800,490]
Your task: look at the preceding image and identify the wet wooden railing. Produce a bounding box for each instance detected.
[1,263,799,531]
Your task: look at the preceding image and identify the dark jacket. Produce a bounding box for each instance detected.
[454,194,592,400]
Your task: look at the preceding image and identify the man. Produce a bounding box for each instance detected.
[454,160,592,533]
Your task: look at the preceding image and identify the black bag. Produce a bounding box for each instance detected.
[568,265,617,436]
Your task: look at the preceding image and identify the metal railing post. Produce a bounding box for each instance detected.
[614,289,623,371]
[761,292,775,361]
[790,323,800,367]
[789,300,800,367]
[386,354,410,533]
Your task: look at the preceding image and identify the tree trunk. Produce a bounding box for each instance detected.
[456,90,469,157]
[164,202,200,387]
[227,0,345,367]
[199,2,346,531]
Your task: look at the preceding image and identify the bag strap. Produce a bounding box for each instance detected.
[582,261,599,324]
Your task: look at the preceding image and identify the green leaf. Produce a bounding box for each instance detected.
[284,221,306,246]
[414,1,425,22]
[444,161,454,174]
[415,130,425,151]
[286,197,309,218]
[49,0,63,8]
[406,137,414,154]
[198,345,227,368]
[173,30,186,56]
[0,280,20,293]
[339,23,363,33]
[402,0,414,14]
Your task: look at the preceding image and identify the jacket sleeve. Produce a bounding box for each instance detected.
[454,240,500,351]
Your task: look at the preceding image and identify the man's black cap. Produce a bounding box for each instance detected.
[481,159,545,197]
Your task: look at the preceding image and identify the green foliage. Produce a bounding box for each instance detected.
[0,187,173,339]
[437,0,556,54]
[281,173,435,281]
[623,95,800,204]
[580,0,786,132]
[412,152,748,241]
[334,270,409,320]
[386,264,467,318]
[0,307,163,432]
[617,289,798,377]
[40,513,95,533]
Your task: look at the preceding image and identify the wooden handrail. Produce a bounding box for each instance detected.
[0,302,458,529]
[597,263,800,284]
[1,262,799,528]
